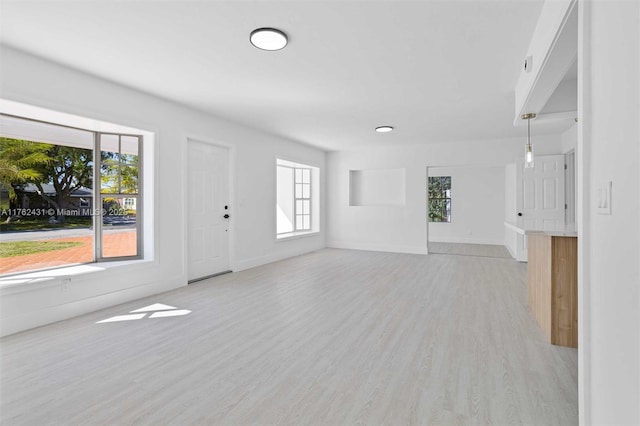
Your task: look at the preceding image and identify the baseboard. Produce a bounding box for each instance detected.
[327,241,428,255]
[428,237,505,245]
[0,275,183,337]
[233,244,325,272]
[505,242,517,259]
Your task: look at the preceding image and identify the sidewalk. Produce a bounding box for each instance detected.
[0,231,137,275]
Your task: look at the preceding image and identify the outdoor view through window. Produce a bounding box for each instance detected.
[0,114,142,275]
[428,176,452,223]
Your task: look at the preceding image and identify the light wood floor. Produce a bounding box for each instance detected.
[0,249,578,425]
[428,242,512,259]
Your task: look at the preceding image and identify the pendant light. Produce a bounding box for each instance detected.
[522,113,536,169]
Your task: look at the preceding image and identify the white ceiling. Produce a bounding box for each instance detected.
[0,0,551,151]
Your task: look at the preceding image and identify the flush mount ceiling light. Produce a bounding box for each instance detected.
[375,126,394,133]
[250,27,288,51]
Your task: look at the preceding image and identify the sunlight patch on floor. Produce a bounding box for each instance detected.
[96,313,147,323]
[97,303,191,323]
[130,303,177,313]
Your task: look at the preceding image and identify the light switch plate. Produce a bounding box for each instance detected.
[596,181,612,214]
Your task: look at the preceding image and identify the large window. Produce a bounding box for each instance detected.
[428,176,451,223]
[276,158,319,238]
[0,114,143,275]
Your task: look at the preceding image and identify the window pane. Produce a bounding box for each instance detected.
[100,136,139,195]
[295,168,302,182]
[120,165,139,194]
[295,215,303,230]
[100,134,119,152]
[303,200,310,214]
[121,153,138,167]
[0,135,94,275]
[121,136,139,157]
[101,163,120,194]
[0,114,93,150]
[303,215,310,230]
[302,169,310,183]
[296,200,303,213]
[102,196,137,257]
[302,184,310,199]
[276,166,294,234]
[101,152,120,167]
[295,184,302,198]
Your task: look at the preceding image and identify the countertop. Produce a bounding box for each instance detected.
[504,222,577,237]
[525,230,578,237]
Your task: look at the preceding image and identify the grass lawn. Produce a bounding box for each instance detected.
[0,217,92,233]
[0,241,83,257]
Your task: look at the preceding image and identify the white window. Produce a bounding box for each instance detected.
[276,158,319,238]
[0,114,144,276]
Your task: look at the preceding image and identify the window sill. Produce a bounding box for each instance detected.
[276,230,320,241]
[0,259,153,294]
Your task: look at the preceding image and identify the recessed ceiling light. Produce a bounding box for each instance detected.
[250,28,288,51]
[375,126,394,133]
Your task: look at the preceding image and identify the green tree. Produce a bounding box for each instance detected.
[0,138,49,202]
[100,151,138,194]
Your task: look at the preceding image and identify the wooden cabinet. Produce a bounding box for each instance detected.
[527,233,578,348]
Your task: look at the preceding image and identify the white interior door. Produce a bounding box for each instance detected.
[515,154,565,260]
[516,154,566,230]
[187,140,230,281]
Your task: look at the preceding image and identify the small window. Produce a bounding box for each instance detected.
[428,176,451,222]
[276,158,319,238]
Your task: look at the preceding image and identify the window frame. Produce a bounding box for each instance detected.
[95,132,143,261]
[0,114,144,275]
[293,166,312,232]
[276,158,319,239]
[277,164,313,235]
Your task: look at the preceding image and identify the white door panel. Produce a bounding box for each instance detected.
[187,140,230,281]
[517,154,565,230]
[515,154,565,260]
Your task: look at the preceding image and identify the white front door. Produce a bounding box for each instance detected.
[515,154,565,260]
[187,140,230,281]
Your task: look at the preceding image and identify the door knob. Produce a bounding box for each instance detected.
[223,214,230,219]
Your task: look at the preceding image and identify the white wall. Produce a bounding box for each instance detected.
[504,164,517,224]
[0,46,326,336]
[327,135,563,254]
[428,165,505,245]
[561,122,578,153]
[504,163,518,257]
[580,1,640,424]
